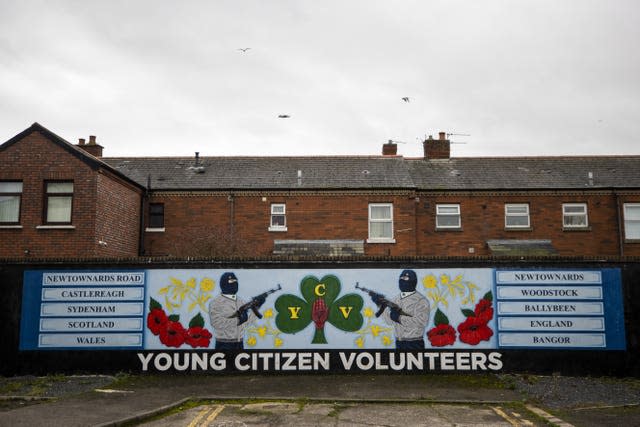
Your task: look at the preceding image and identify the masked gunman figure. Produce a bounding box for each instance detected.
[209,272,265,350]
[375,270,430,349]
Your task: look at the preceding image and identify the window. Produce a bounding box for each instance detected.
[436,204,461,229]
[0,181,22,225]
[505,203,530,229]
[624,203,640,240]
[269,203,287,231]
[563,203,588,228]
[148,203,165,229]
[368,203,394,242]
[44,181,73,224]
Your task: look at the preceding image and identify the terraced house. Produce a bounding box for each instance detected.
[2,122,640,259]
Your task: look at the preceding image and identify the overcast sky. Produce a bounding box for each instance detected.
[1,0,638,158]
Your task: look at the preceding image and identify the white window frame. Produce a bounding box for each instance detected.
[368,203,395,243]
[0,181,22,226]
[562,203,588,229]
[44,181,74,225]
[436,204,461,229]
[269,203,287,232]
[505,203,530,229]
[623,203,640,240]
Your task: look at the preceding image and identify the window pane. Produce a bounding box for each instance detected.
[271,204,285,214]
[626,222,640,239]
[47,182,73,193]
[437,215,460,227]
[370,205,391,219]
[47,196,72,222]
[0,196,20,222]
[564,215,587,227]
[564,205,586,214]
[271,214,285,227]
[370,222,391,238]
[506,205,528,214]
[625,205,640,220]
[0,182,22,192]
[437,205,459,214]
[506,216,529,227]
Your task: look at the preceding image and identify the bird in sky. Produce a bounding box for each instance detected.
[278,114,290,118]
[237,48,251,52]
[401,97,410,103]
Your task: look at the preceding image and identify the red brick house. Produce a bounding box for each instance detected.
[2,123,640,259]
[0,123,143,258]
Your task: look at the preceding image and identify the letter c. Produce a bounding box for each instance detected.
[315,283,326,296]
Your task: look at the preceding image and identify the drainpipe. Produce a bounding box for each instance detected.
[228,192,235,241]
[138,175,150,256]
[614,190,624,257]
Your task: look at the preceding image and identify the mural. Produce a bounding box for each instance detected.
[19,268,625,352]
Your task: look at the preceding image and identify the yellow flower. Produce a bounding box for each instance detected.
[257,326,267,338]
[186,278,196,289]
[263,308,274,318]
[422,274,437,289]
[246,336,257,347]
[371,325,381,337]
[355,337,364,348]
[440,274,450,285]
[274,337,283,347]
[200,278,214,292]
[382,335,392,346]
[363,307,374,318]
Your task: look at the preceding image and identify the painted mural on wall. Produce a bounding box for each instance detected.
[19,268,625,352]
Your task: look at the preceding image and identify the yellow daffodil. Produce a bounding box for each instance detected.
[440,274,450,285]
[355,337,364,348]
[257,326,267,338]
[371,325,381,337]
[246,336,257,347]
[200,278,214,292]
[382,335,392,346]
[263,308,274,318]
[274,337,283,347]
[186,278,196,289]
[363,307,374,318]
[422,274,437,289]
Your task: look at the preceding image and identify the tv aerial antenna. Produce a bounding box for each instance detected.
[446,133,470,144]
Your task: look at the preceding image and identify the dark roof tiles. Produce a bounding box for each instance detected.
[102,155,640,191]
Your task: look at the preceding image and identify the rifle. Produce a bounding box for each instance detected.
[228,284,282,324]
[355,282,413,319]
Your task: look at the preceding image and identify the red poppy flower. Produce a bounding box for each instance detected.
[185,326,213,348]
[159,320,186,348]
[474,299,494,323]
[457,316,493,345]
[427,324,456,347]
[147,308,168,335]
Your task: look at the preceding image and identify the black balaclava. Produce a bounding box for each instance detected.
[398,269,417,293]
[220,272,239,295]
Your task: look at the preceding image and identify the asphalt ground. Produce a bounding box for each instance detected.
[0,373,639,426]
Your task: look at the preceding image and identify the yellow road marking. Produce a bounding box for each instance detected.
[491,406,521,426]
[187,404,224,427]
[204,405,225,424]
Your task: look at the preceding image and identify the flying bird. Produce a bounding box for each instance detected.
[237,48,251,52]
[278,114,290,118]
[401,97,410,103]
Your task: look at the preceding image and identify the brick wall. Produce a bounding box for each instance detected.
[95,172,142,257]
[143,189,640,258]
[144,192,418,257]
[0,130,141,258]
[415,192,640,257]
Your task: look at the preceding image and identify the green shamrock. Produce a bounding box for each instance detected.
[275,275,364,344]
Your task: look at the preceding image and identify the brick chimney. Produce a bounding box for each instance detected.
[382,140,398,156]
[77,135,103,157]
[423,132,450,159]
